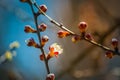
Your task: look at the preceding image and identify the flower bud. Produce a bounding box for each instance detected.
[71,35,80,43]
[78,22,87,33]
[41,35,49,46]
[85,33,93,41]
[105,51,114,59]
[112,38,118,48]
[39,54,46,61]
[25,38,40,48]
[38,23,47,32]
[57,30,70,38]
[24,25,36,33]
[39,5,47,13]
[26,38,35,46]
[46,73,55,80]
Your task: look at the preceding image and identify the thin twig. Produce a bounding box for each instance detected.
[32,1,120,56]
[56,25,120,79]
[33,2,75,35]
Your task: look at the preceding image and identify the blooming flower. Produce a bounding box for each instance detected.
[46,73,55,80]
[9,41,20,49]
[47,43,63,60]
[57,30,70,38]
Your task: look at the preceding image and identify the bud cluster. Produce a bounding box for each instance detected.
[105,38,119,59]
[56,21,119,59]
[57,21,94,43]
[22,2,63,80]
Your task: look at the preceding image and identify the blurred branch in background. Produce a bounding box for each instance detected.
[0,41,23,80]
[56,23,119,79]
[0,41,20,64]
[56,0,120,79]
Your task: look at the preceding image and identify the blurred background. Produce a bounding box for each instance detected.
[0,0,120,80]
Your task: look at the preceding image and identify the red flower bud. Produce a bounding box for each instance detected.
[39,54,46,61]
[105,51,114,59]
[39,5,47,13]
[24,25,36,33]
[112,38,118,48]
[85,33,93,40]
[38,23,47,32]
[25,38,40,48]
[41,35,49,46]
[71,35,80,43]
[78,22,87,33]
[57,30,70,38]
[26,38,35,46]
[46,73,55,80]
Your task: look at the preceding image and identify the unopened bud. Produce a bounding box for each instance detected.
[38,23,47,32]
[78,22,87,33]
[46,73,55,80]
[112,38,118,48]
[39,5,47,13]
[71,35,80,43]
[57,30,70,38]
